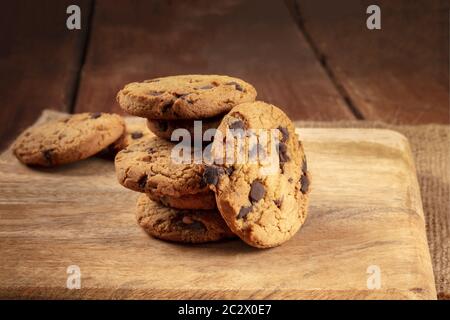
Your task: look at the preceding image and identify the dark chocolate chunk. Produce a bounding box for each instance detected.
[300,174,310,194]
[188,220,207,231]
[131,131,143,140]
[199,177,207,188]
[278,142,290,164]
[90,112,102,119]
[229,119,245,130]
[161,101,173,113]
[203,166,221,186]
[274,198,283,208]
[157,120,168,132]
[182,218,207,231]
[138,175,148,189]
[174,215,207,231]
[225,166,234,176]
[249,143,266,160]
[249,180,265,203]
[302,157,308,173]
[226,81,244,92]
[199,85,214,90]
[278,126,289,142]
[237,206,253,219]
[42,149,54,166]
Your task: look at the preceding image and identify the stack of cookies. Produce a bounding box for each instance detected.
[115,74,311,248]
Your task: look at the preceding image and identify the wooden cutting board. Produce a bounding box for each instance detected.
[0,112,436,299]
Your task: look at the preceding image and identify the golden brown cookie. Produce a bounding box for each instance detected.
[115,135,216,210]
[136,194,235,243]
[13,112,125,167]
[203,102,311,248]
[117,75,257,120]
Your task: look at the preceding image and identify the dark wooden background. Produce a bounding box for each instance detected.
[1,0,448,150]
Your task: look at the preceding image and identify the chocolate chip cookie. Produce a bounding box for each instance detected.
[136,194,235,243]
[117,75,257,120]
[115,135,216,210]
[146,115,222,141]
[13,112,125,167]
[203,101,311,248]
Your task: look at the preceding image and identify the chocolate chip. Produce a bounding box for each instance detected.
[199,85,214,90]
[229,119,245,130]
[157,121,168,132]
[203,166,221,186]
[288,177,293,183]
[187,220,207,231]
[274,199,283,208]
[300,174,310,194]
[237,206,253,219]
[90,112,102,119]
[225,166,234,176]
[278,126,289,142]
[42,149,54,166]
[249,180,265,203]
[199,178,207,188]
[249,143,266,160]
[138,175,147,189]
[159,197,169,207]
[181,216,206,231]
[161,101,173,113]
[226,81,244,92]
[278,143,290,164]
[302,157,307,173]
[131,131,143,140]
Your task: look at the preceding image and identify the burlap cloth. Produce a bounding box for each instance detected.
[294,120,450,299]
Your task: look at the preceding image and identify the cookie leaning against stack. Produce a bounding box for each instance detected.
[203,102,311,248]
[115,74,258,244]
[13,112,125,167]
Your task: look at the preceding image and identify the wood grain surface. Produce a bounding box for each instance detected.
[291,0,449,124]
[0,0,92,151]
[0,111,436,299]
[74,0,354,121]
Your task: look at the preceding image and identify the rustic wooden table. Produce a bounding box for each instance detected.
[0,0,448,151]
